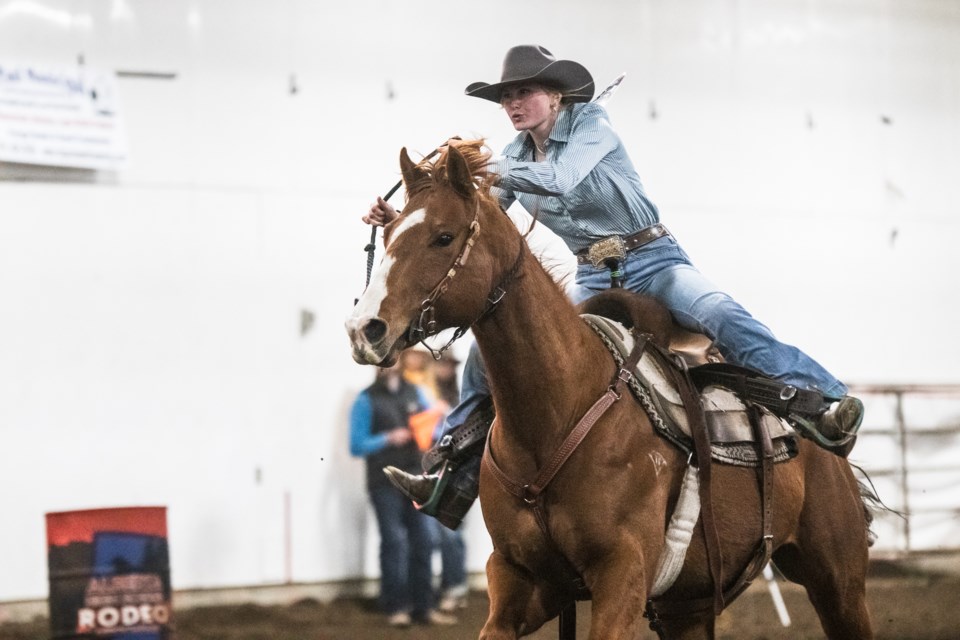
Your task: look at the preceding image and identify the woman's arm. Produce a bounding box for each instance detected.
[495,104,619,196]
[362,196,399,227]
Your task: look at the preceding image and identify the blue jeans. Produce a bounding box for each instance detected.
[429,519,467,591]
[446,233,845,430]
[369,485,435,616]
[571,235,846,398]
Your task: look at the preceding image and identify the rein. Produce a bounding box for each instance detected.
[362,179,404,293]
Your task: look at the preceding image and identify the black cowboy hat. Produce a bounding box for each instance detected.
[465,45,594,104]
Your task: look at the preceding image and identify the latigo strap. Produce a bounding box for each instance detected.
[689,362,829,418]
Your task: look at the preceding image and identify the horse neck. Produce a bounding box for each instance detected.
[471,242,613,457]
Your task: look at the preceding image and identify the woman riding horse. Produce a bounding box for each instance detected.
[366,44,864,529]
[347,140,874,638]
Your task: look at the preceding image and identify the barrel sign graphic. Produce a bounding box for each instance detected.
[45,507,173,639]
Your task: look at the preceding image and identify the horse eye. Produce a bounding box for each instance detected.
[434,233,455,247]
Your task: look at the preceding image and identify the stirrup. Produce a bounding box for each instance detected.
[789,415,858,457]
[421,453,483,530]
[415,460,454,516]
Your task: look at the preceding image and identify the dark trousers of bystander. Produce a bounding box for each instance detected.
[430,519,467,594]
[369,484,435,617]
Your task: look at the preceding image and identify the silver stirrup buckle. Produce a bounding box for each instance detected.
[587,236,627,268]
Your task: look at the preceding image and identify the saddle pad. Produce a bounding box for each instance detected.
[581,314,798,466]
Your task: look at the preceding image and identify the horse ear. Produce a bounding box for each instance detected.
[400,147,431,197]
[445,144,475,198]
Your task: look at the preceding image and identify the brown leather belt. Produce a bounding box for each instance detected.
[576,223,670,265]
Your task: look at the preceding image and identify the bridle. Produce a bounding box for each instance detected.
[406,196,525,359]
[357,140,522,359]
[362,140,459,293]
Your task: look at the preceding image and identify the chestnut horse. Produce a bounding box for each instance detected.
[346,141,873,639]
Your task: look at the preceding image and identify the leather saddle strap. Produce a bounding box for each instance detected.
[422,397,496,472]
[689,362,827,416]
[526,332,649,502]
[482,428,524,499]
[481,332,649,534]
[483,377,620,538]
[656,346,725,616]
[646,405,776,622]
[754,404,774,551]
[715,404,775,604]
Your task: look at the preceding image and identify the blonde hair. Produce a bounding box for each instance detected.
[539,83,572,108]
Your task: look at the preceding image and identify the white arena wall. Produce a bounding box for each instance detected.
[1,0,958,603]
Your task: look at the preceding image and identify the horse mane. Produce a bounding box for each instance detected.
[420,138,556,239]
[405,139,496,201]
[403,138,576,291]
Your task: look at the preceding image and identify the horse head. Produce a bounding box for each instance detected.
[346,140,517,366]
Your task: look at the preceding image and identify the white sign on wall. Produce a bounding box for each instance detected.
[0,62,127,171]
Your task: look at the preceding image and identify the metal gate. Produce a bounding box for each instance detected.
[847,384,960,557]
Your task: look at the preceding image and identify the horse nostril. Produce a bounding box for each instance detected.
[362,318,387,344]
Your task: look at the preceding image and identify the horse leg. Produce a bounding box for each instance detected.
[479,551,562,639]
[774,542,872,639]
[654,613,716,640]
[579,543,651,640]
[773,458,873,639]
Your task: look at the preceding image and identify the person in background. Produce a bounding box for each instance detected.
[400,347,439,399]
[348,362,457,627]
[428,350,470,612]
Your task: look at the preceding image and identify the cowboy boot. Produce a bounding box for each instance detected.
[813,395,864,458]
[789,394,864,458]
[385,453,483,530]
[383,399,495,529]
[383,467,439,505]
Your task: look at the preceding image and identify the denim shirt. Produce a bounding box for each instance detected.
[492,102,660,254]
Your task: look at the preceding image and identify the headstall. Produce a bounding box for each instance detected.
[407,199,525,359]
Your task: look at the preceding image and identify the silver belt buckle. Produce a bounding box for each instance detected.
[587,236,626,268]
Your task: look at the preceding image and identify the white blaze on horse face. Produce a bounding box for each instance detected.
[352,253,394,321]
[390,207,426,241]
[349,208,427,324]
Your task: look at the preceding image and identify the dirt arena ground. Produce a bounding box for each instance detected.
[2,561,958,639]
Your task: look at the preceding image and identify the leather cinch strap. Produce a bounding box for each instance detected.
[657,350,726,616]
[645,388,776,626]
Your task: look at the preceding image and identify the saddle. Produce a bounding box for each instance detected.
[582,313,799,466]
[579,310,786,617]
[469,303,782,619]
